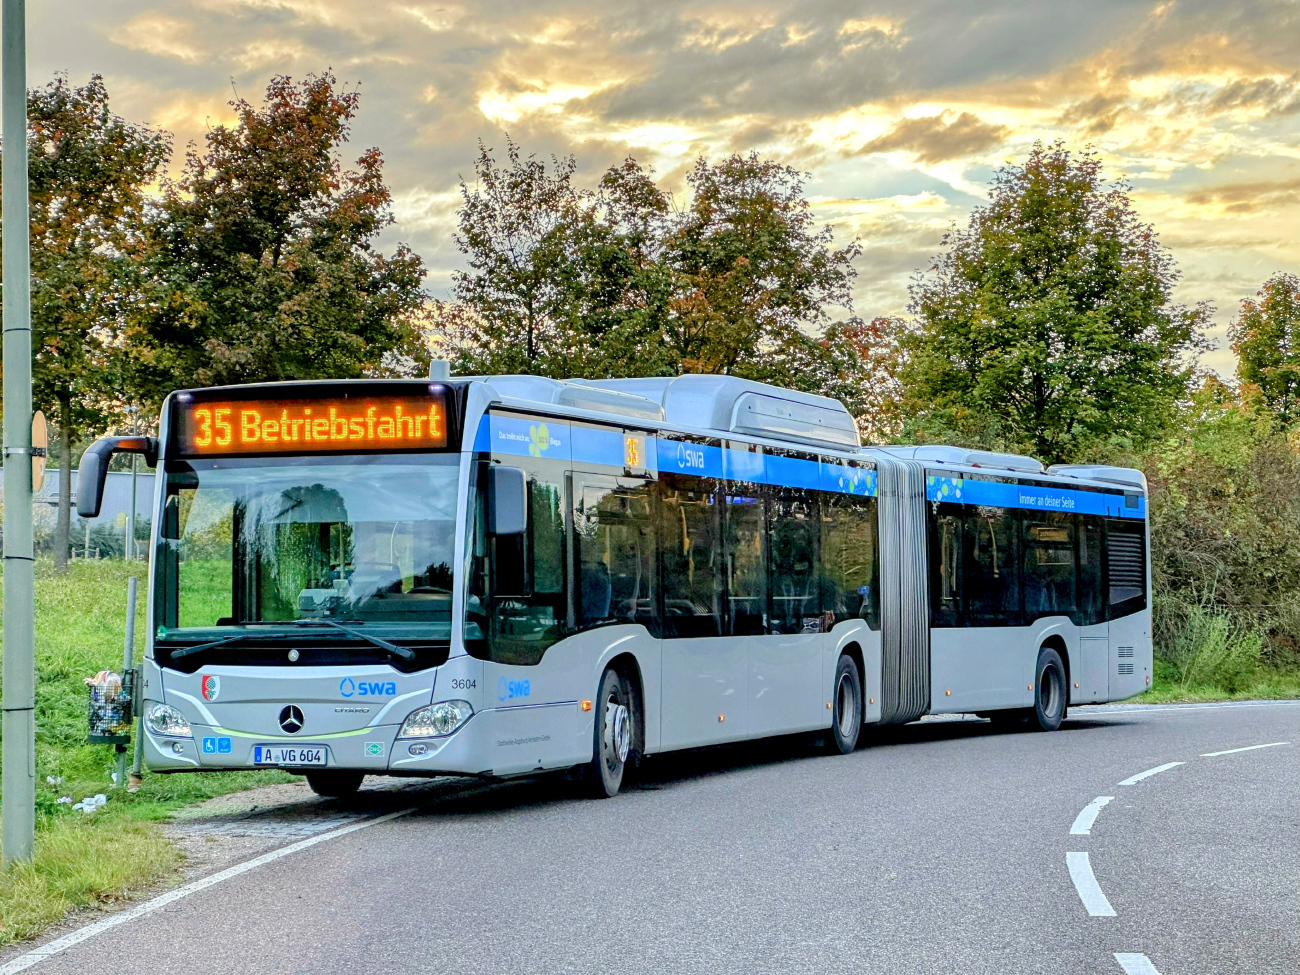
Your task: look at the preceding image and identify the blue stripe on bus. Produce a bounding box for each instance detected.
[478,415,878,496]
[926,474,1145,519]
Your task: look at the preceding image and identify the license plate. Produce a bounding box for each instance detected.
[254,745,327,766]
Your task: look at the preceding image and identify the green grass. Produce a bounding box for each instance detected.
[1134,657,1300,704]
[0,558,291,946]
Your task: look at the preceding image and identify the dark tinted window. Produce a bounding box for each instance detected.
[574,476,657,633]
[469,456,568,665]
[1077,514,1105,626]
[1022,511,1077,620]
[822,493,881,629]
[930,504,962,627]
[964,505,1020,626]
[660,475,723,637]
[768,488,820,634]
[723,491,767,635]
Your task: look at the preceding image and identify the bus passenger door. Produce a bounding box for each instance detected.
[659,476,749,748]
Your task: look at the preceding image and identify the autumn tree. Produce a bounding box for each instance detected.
[136,72,428,400]
[1231,271,1300,424]
[0,74,169,568]
[902,142,1207,463]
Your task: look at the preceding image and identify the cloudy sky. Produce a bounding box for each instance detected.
[31,0,1299,375]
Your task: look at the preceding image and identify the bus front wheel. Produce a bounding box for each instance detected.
[827,654,862,754]
[585,668,633,798]
[1031,646,1068,732]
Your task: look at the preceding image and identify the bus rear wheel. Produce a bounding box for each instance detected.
[1031,646,1068,732]
[585,668,633,798]
[306,770,364,798]
[827,654,862,754]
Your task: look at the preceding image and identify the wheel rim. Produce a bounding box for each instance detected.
[603,700,630,769]
[835,672,857,738]
[1038,664,1062,719]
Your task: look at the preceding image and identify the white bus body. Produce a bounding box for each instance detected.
[116,375,1151,795]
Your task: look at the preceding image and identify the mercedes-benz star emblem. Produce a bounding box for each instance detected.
[278,705,304,734]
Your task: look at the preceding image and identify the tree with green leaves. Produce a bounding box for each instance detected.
[445,145,860,390]
[664,152,860,379]
[448,143,675,377]
[1,74,170,568]
[1231,272,1299,425]
[136,72,428,400]
[901,141,1207,464]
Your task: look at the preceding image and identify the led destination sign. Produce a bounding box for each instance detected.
[177,394,447,455]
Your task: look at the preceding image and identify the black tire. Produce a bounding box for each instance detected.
[306,770,364,797]
[1031,646,1068,732]
[827,654,862,754]
[585,668,633,798]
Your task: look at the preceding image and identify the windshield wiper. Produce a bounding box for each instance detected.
[165,619,416,664]
[286,619,417,663]
[167,632,291,661]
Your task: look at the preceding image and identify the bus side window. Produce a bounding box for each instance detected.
[723,488,767,636]
[1077,514,1105,626]
[929,504,962,627]
[963,505,1021,627]
[574,478,658,633]
[768,488,820,634]
[1022,512,1076,621]
[659,475,723,638]
[822,493,880,630]
[473,458,568,666]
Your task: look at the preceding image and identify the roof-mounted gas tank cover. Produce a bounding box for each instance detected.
[869,444,1045,473]
[1047,464,1148,491]
[481,375,665,422]
[573,375,860,449]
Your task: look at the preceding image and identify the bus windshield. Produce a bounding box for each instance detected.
[155,453,461,662]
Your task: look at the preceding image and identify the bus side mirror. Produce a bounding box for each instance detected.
[488,466,527,536]
[77,436,159,519]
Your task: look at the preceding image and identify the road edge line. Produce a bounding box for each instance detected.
[0,804,420,975]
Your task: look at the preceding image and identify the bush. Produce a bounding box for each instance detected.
[1158,598,1264,692]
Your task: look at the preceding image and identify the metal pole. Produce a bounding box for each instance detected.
[117,576,137,789]
[127,453,137,560]
[1,0,35,863]
[126,405,137,560]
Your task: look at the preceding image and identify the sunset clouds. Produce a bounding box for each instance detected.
[33,0,1299,374]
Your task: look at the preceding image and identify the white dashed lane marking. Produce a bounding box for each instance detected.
[1200,741,1290,757]
[1114,952,1162,974]
[1070,796,1114,835]
[1118,762,1184,786]
[1066,852,1117,917]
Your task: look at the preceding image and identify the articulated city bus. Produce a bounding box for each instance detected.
[79,373,1152,798]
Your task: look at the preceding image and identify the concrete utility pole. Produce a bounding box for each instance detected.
[2,0,35,863]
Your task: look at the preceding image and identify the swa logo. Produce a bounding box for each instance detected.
[497,677,531,702]
[340,678,396,698]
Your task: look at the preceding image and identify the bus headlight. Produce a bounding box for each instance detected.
[398,701,473,738]
[145,703,192,738]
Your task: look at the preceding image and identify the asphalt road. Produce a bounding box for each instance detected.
[13,701,1300,975]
